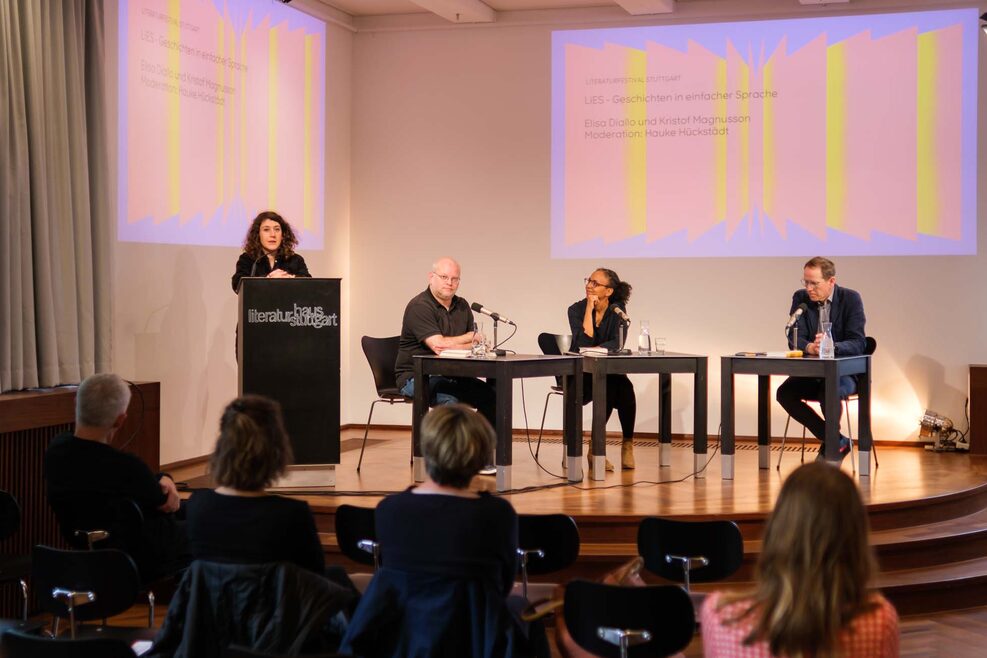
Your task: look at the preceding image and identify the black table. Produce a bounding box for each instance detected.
[412,354,583,491]
[581,352,708,479]
[720,355,872,479]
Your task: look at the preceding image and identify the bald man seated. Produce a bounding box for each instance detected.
[394,257,496,475]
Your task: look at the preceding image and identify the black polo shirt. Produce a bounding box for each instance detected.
[395,289,474,389]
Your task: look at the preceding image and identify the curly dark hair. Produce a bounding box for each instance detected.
[210,395,293,491]
[242,211,299,260]
[596,268,632,306]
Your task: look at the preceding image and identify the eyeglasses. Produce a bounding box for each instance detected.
[432,272,461,285]
[584,278,610,288]
[801,278,827,289]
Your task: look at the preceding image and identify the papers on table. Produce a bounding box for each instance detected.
[437,349,472,359]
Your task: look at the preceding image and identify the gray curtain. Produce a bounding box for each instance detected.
[0,0,110,393]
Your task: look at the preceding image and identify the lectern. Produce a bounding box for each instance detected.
[238,278,341,486]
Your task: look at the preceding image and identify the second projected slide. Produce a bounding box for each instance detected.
[551,9,977,258]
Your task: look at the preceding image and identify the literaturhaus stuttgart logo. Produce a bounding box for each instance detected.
[246,304,339,328]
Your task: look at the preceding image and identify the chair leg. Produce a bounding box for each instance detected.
[147,590,155,628]
[777,415,792,470]
[19,579,28,621]
[844,399,855,475]
[535,392,554,458]
[357,399,381,472]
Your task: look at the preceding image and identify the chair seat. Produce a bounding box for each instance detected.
[377,389,412,401]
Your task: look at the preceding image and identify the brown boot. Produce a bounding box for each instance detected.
[621,441,635,470]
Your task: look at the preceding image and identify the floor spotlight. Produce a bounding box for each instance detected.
[920,410,968,452]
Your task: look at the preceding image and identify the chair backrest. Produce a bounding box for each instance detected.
[0,490,21,541]
[537,333,571,356]
[1,628,137,658]
[50,494,145,552]
[865,336,877,356]
[517,514,580,576]
[637,517,743,585]
[563,580,695,658]
[361,336,402,396]
[334,505,377,567]
[31,545,142,622]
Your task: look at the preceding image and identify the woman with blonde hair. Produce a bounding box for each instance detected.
[701,462,899,657]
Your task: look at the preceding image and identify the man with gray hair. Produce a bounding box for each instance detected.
[45,373,187,581]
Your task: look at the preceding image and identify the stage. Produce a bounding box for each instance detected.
[179,428,987,616]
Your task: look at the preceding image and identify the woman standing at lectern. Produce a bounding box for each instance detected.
[231,210,311,293]
[567,268,637,471]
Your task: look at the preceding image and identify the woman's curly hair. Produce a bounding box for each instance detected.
[243,210,299,260]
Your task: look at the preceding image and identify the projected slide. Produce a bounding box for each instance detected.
[119,0,326,248]
[551,9,977,258]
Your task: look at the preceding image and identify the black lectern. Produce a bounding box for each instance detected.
[238,278,341,473]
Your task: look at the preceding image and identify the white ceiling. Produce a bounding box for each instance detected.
[316,0,692,18]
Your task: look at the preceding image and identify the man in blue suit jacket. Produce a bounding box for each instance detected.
[776,257,866,462]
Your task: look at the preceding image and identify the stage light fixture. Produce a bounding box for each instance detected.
[919,409,968,452]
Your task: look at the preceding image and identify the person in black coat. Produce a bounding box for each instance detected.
[776,256,867,462]
[231,210,311,293]
[567,268,637,471]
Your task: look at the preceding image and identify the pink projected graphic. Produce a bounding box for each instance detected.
[551,9,977,258]
[119,0,326,248]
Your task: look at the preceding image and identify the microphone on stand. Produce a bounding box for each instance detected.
[784,303,808,331]
[470,302,516,326]
[612,306,631,325]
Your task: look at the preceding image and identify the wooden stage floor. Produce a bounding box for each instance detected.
[178,428,987,615]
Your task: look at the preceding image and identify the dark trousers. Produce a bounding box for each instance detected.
[402,376,497,429]
[776,376,857,442]
[582,373,636,441]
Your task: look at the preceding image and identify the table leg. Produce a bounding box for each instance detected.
[823,362,840,462]
[412,363,428,483]
[659,373,672,467]
[591,368,608,481]
[858,357,873,476]
[495,374,513,491]
[757,375,771,469]
[564,366,583,482]
[720,358,735,479]
[694,358,708,477]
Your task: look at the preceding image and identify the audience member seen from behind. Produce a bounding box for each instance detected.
[701,462,899,658]
[185,395,324,574]
[567,267,637,471]
[45,373,188,582]
[341,405,524,657]
[231,210,311,293]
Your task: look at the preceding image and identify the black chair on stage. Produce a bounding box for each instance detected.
[31,545,156,641]
[562,580,695,658]
[357,336,413,472]
[637,517,744,595]
[0,628,137,658]
[0,491,30,621]
[777,336,879,473]
[534,332,572,459]
[515,513,580,601]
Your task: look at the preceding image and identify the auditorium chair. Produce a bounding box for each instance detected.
[534,333,572,459]
[31,545,156,642]
[514,513,580,601]
[777,336,879,474]
[0,628,138,658]
[561,580,694,658]
[357,335,413,472]
[334,504,378,592]
[0,491,30,621]
[637,517,743,600]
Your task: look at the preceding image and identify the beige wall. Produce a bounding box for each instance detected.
[107,0,986,463]
[348,1,987,446]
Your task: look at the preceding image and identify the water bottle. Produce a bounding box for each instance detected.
[819,322,835,359]
[637,320,652,354]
